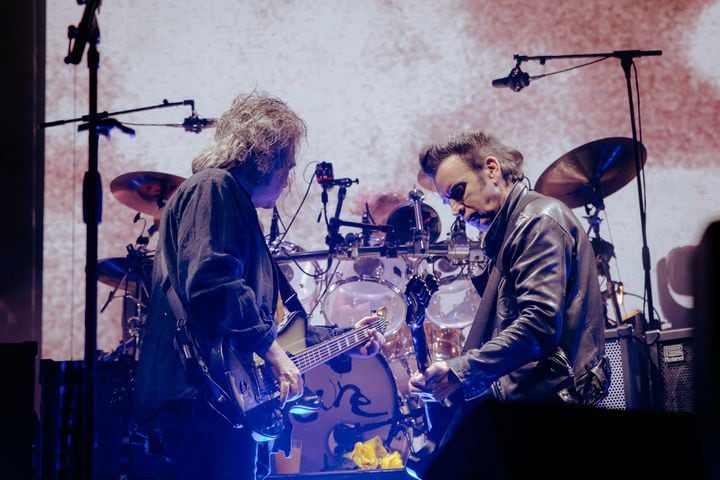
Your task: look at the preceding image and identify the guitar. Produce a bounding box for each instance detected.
[404,274,439,374]
[404,274,461,478]
[203,310,389,441]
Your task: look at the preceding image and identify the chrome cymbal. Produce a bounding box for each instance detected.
[535,137,646,209]
[98,256,153,290]
[110,171,185,216]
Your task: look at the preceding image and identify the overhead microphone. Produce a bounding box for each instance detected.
[491,65,532,92]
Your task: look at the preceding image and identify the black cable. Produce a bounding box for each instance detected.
[623,291,662,330]
[529,56,611,82]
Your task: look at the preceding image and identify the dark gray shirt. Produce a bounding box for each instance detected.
[134,168,278,423]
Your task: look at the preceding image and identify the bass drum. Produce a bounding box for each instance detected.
[320,256,408,336]
[290,355,404,473]
[275,241,321,313]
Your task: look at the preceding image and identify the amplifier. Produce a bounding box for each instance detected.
[646,327,695,413]
[596,324,646,410]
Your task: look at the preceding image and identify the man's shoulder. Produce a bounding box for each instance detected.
[187,167,233,185]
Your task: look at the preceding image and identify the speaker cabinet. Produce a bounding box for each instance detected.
[647,327,694,413]
[596,325,646,410]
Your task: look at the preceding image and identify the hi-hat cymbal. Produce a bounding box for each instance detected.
[110,171,185,216]
[98,256,154,290]
[534,137,646,209]
[386,203,442,244]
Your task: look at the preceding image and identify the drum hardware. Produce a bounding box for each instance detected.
[99,241,154,360]
[535,138,646,329]
[273,240,484,264]
[329,406,430,455]
[585,208,625,329]
[385,198,442,248]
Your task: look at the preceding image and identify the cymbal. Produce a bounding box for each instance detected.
[98,256,154,290]
[534,137,646,209]
[110,171,185,216]
[386,203,442,244]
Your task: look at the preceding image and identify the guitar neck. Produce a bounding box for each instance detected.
[410,323,432,372]
[290,318,387,374]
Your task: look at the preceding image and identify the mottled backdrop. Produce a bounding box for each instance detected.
[44,0,720,359]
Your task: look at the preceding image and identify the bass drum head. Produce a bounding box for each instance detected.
[289,355,402,473]
[320,257,408,336]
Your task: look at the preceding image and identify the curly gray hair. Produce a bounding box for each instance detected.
[191,92,307,186]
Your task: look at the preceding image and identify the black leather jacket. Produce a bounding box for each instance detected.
[447,183,609,404]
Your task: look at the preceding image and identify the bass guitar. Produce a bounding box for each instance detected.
[197,309,389,441]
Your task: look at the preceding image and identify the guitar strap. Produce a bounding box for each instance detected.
[156,247,241,428]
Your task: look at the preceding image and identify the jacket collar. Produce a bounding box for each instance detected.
[481,182,528,259]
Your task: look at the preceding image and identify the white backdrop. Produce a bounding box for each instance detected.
[43,0,720,359]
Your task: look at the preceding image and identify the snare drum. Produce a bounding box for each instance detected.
[275,241,321,313]
[321,256,408,335]
[290,355,401,472]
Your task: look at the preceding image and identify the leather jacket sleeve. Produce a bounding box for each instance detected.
[447,211,574,400]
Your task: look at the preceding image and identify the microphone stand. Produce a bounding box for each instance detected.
[64,4,101,478]
[514,49,662,331]
[40,2,197,476]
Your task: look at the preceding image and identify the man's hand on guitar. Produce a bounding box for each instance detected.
[347,314,385,358]
[408,361,461,403]
[264,340,303,407]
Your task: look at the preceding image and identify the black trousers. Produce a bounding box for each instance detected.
[142,399,270,480]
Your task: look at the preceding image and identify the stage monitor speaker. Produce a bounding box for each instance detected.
[595,324,646,410]
[646,327,695,413]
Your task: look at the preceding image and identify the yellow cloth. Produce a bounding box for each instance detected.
[345,436,404,470]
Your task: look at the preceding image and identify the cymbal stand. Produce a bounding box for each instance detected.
[585,205,624,328]
[513,48,662,330]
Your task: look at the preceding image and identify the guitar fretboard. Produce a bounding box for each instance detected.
[290,317,389,373]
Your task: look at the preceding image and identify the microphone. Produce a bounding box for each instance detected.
[182,114,216,133]
[269,207,280,243]
[491,65,531,92]
[315,162,335,187]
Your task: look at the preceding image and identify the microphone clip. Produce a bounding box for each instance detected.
[507,64,531,92]
[183,114,214,133]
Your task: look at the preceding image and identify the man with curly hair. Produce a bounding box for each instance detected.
[134,92,382,479]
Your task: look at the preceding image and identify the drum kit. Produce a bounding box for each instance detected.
[98,136,644,472]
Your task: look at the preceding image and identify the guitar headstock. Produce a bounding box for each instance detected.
[404,274,439,328]
[370,306,390,334]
